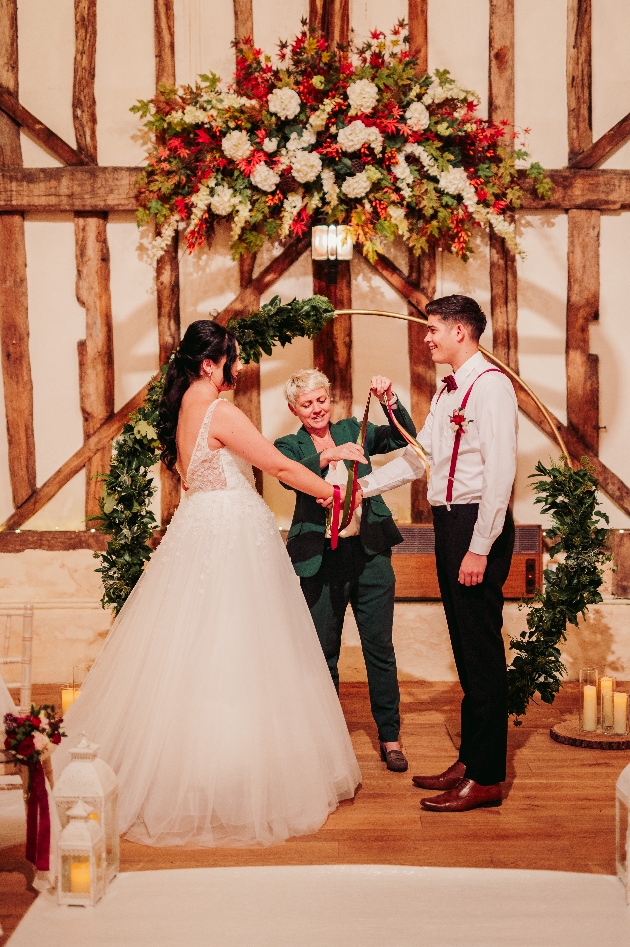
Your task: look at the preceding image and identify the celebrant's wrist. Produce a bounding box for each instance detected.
[387,391,398,406]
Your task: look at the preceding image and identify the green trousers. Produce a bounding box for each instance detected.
[300,536,401,743]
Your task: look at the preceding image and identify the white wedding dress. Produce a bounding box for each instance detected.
[54,399,360,847]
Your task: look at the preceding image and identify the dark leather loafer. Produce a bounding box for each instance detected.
[380,744,408,772]
[420,778,502,812]
[412,760,466,790]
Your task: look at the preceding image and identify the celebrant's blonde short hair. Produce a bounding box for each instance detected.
[283,369,330,407]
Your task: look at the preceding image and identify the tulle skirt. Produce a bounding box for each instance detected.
[54,485,361,847]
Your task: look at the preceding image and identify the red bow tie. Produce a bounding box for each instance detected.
[443,374,458,393]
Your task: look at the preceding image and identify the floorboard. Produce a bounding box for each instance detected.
[1,681,629,944]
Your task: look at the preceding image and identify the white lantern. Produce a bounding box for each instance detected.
[58,798,106,906]
[311,224,354,261]
[616,762,630,903]
[54,736,119,884]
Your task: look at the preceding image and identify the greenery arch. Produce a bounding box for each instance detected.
[93,296,610,722]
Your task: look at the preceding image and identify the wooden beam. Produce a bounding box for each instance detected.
[312,261,352,422]
[569,111,630,170]
[153,0,180,526]
[73,0,115,524]
[154,0,175,86]
[566,209,599,454]
[233,253,263,494]
[4,167,630,213]
[567,0,592,163]
[0,0,36,508]
[308,0,324,32]
[233,0,253,41]
[73,0,98,162]
[0,381,153,533]
[314,0,349,48]
[0,86,91,166]
[0,530,108,551]
[488,0,518,373]
[408,248,435,523]
[215,235,310,325]
[368,252,630,516]
[407,0,428,74]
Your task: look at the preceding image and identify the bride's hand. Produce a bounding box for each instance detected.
[317,487,364,509]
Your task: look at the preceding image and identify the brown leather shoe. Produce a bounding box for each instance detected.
[411,760,466,790]
[380,744,408,772]
[420,778,502,812]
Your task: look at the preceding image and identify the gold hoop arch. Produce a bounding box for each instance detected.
[334,308,570,462]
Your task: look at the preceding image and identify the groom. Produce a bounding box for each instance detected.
[275,368,417,773]
[359,295,518,811]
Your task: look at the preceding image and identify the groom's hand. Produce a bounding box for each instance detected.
[458,551,487,586]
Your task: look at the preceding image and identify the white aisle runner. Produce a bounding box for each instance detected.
[7,864,630,947]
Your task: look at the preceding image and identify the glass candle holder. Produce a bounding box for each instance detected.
[600,676,616,734]
[614,688,630,737]
[579,667,599,732]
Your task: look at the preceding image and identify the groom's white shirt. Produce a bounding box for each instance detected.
[359,351,518,556]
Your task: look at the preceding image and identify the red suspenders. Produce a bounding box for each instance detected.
[436,369,504,508]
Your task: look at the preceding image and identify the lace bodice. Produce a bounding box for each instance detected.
[183,399,255,495]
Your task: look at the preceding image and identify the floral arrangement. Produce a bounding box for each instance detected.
[133,19,551,265]
[3,705,65,770]
[507,459,610,723]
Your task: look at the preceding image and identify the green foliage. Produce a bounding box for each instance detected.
[507,458,610,723]
[91,368,167,614]
[227,295,336,364]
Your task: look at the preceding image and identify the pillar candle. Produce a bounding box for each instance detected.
[61,687,77,715]
[583,684,597,731]
[614,692,628,735]
[601,677,614,729]
[70,860,91,894]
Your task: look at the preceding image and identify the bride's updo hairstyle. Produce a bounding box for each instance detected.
[158,319,238,471]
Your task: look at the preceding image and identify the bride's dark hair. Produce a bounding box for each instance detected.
[158,320,238,471]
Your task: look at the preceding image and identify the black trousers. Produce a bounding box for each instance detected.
[300,537,400,743]
[432,504,514,785]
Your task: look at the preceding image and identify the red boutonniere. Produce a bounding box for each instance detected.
[449,407,472,435]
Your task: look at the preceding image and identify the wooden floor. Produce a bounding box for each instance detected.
[2,680,629,943]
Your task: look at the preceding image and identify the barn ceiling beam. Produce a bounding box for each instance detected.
[569,111,630,170]
[4,167,630,212]
[0,85,92,167]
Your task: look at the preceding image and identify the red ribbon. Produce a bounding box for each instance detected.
[330,485,341,549]
[25,760,51,871]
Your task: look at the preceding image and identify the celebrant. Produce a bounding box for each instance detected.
[358,295,518,811]
[275,369,416,773]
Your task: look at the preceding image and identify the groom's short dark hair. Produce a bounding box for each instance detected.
[425,295,487,342]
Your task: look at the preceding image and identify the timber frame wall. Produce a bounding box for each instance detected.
[1,0,630,548]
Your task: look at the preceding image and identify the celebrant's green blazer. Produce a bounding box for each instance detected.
[274,400,417,578]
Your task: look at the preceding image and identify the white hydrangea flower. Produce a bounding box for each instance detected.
[388,205,409,237]
[210,184,237,215]
[286,127,317,151]
[341,170,372,199]
[147,214,180,265]
[231,199,251,241]
[405,101,430,131]
[338,120,368,152]
[291,150,322,184]
[279,193,303,238]
[347,79,379,114]
[365,126,383,156]
[308,97,338,133]
[188,177,216,227]
[422,76,477,107]
[222,130,252,161]
[267,87,301,120]
[403,142,438,173]
[262,136,278,153]
[182,105,210,124]
[321,167,339,208]
[250,162,280,192]
[391,155,413,183]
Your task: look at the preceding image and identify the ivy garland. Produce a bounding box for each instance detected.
[92,305,610,727]
[507,458,610,723]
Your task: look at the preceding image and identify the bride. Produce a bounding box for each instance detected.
[55,320,361,847]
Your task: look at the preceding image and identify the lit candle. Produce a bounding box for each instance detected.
[61,687,78,715]
[614,692,628,735]
[70,860,91,894]
[601,677,614,729]
[583,684,598,731]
